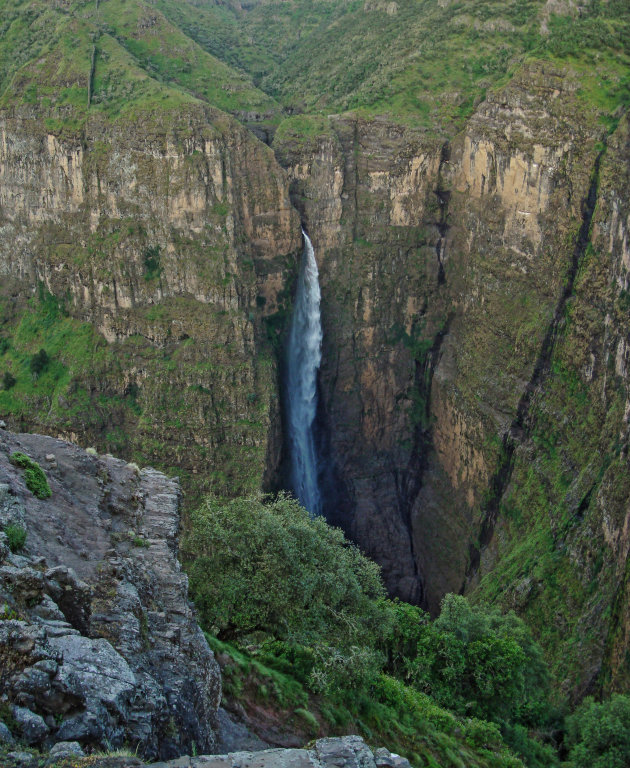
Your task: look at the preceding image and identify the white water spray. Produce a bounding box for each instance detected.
[286,231,323,516]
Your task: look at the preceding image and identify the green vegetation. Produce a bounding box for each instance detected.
[184,492,562,767]
[1,0,627,140]
[143,245,162,282]
[29,348,49,379]
[4,523,27,553]
[185,493,385,648]
[2,371,15,390]
[565,694,630,768]
[9,452,51,499]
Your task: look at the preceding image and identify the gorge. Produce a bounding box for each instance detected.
[1,0,630,764]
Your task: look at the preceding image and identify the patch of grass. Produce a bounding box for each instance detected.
[10,451,51,499]
[4,523,27,553]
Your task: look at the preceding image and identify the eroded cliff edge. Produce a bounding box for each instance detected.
[0,103,300,501]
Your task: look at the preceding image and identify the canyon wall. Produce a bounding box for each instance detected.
[0,104,300,500]
[1,50,629,696]
[274,61,630,694]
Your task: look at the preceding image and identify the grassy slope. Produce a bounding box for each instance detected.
[163,0,629,133]
[209,636,525,768]
[0,0,280,126]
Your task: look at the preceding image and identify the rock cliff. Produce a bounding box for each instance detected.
[0,103,300,501]
[1,0,629,702]
[273,60,630,695]
[0,428,221,759]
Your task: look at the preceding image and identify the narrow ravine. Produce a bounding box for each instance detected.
[286,230,323,516]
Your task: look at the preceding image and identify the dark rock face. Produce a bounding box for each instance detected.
[0,430,221,759]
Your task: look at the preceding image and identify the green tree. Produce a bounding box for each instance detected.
[184,492,387,649]
[565,694,630,768]
[408,594,550,727]
[2,371,16,390]
[29,348,49,378]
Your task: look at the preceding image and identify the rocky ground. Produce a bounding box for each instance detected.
[1,736,411,768]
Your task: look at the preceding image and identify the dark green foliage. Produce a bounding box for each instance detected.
[185,493,556,765]
[380,598,430,678]
[2,371,15,390]
[565,695,630,768]
[405,594,550,726]
[4,523,26,552]
[143,245,162,281]
[184,492,387,648]
[0,338,9,355]
[9,451,52,499]
[29,348,49,378]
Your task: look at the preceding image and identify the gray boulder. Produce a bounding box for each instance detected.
[0,719,15,745]
[12,705,49,745]
[49,740,85,757]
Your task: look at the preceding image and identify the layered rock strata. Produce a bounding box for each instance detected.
[0,105,300,500]
[273,61,630,695]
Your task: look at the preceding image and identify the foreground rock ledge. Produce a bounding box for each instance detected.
[149,737,410,768]
[0,430,221,760]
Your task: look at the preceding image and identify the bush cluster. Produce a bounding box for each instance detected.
[4,523,27,553]
[9,451,52,499]
[29,348,50,378]
[184,492,560,765]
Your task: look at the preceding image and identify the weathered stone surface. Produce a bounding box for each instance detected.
[0,430,221,758]
[119,737,383,768]
[48,741,84,757]
[0,720,15,745]
[11,706,49,745]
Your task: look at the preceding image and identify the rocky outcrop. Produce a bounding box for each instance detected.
[0,736,411,768]
[0,429,221,759]
[148,737,411,768]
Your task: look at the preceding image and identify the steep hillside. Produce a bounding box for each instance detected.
[0,0,300,502]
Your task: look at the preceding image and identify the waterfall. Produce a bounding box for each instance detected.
[286,230,323,516]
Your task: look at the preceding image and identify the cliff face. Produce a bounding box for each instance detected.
[472,111,630,700]
[0,428,220,758]
[0,105,300,500]
[1,8,629,698]
[273,61,630,693]
[274,117,446,603]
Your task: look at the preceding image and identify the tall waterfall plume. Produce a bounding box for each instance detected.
[286,230,323,516]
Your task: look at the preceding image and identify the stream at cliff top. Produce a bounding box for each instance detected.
[286,230,323,516]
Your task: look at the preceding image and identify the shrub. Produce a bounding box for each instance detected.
[4,523,27,552]
[29,348,49,378]
[143,245,162,281]
[2,371,16,390]
[308,644,382,697]
[9,452,52,499]
[565,694,630,768]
